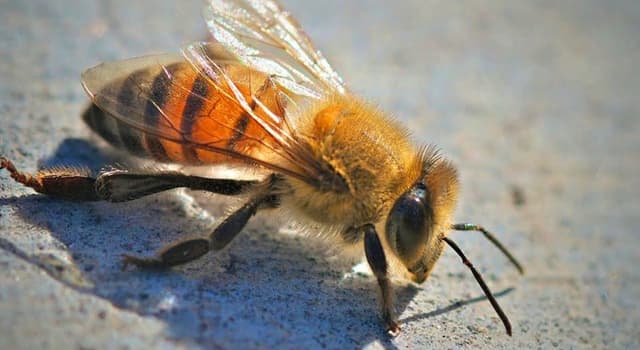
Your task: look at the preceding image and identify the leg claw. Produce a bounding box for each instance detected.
[386,322,401,337]
[121,255,166,271]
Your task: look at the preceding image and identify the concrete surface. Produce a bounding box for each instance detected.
[1,0,638,349]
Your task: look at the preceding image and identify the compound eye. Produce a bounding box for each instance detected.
[385,183,433,264]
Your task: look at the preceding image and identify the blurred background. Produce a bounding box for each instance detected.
[1,0,638,349]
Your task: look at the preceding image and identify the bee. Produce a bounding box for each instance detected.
[0,0,523,336]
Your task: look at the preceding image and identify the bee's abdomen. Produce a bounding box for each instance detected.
[83,61,283,165]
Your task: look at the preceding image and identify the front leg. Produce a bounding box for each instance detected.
[362,224,401,336]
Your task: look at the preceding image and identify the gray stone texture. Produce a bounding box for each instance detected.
[1,1,638,349]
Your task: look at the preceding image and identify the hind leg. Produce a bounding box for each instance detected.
[1,157,99,201]
[2,156,257,202]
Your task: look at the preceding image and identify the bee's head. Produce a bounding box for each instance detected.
[385,157,459,283]
[384,152,522,336]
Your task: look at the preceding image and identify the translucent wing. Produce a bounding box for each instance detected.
[203,0,346,96]
[81,44,342,188]
[182,41,338,185]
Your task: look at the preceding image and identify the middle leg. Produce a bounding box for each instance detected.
[122,175,281,269]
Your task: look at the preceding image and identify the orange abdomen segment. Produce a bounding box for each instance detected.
[83,61,285,165]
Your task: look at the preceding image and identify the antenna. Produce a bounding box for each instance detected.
[451,223,524,274]
[442,237,513,336]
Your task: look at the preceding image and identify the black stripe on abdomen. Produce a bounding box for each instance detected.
[180,74,209,164]
[226,108,251,151]
[226,78,275,151]
[115,71,147,155]
[82,103,123,148]
[141,64,182,162]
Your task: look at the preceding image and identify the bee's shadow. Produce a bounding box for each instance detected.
[0,138,507,348]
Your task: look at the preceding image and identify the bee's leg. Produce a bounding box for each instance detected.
[95,170,258,202]
[1,157,258,202]
[362,223,401,337]
[122,175,281,269]
[1,157,99,201]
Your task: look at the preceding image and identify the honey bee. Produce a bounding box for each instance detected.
[0,0,523,336]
